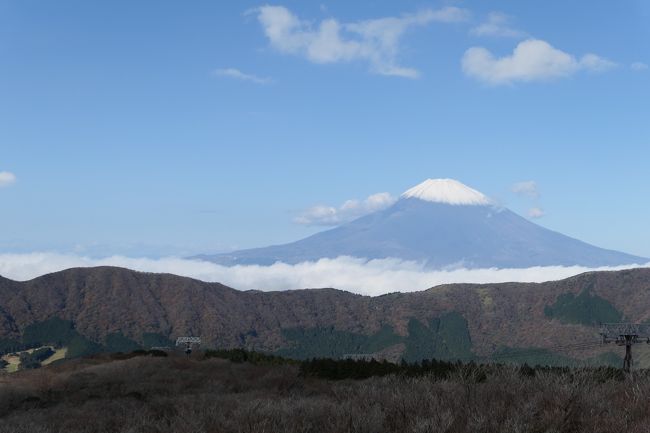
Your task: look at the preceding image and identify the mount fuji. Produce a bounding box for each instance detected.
[197,179,647,269]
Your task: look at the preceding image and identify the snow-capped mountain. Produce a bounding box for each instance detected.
[197,179,647,269]
[401,178,492,205]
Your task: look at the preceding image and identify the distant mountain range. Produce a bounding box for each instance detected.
[3,266,650,366]
[195,179,647,268]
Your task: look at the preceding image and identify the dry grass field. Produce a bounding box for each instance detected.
[1,353,650,433]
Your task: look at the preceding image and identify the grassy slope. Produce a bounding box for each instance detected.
[42,348,67,366]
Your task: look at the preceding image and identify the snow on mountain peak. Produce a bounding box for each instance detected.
[401,178,491,205]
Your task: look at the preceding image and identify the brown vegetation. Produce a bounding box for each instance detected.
[1,354,649,433]
[3,266,650,362]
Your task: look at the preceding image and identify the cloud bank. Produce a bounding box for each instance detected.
[1,252,647,297]
[294,192,396,226]
[254,5,468,78]
[463,39,616,85]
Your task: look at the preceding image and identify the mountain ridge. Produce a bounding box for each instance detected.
[2,266,650,364]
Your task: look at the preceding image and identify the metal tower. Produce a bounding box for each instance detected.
[175,336,201,356]
[600,323,650,372]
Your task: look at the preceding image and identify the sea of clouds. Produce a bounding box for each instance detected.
[1,253,648,296]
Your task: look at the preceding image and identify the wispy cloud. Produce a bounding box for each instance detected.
[512,181,544,218]
[470,12,526,38]
[214,68,272,84]
[511,180,540,199]
[295,192,396,226]
[1,253,647,296]
[631,62,648,71]
[580,54,618,72]
[0,171,16,188]
[253,5,469,78]
[462,39,617,85]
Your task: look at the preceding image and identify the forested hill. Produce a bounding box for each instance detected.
[2,266,650,365]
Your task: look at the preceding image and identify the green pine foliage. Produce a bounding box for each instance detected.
[204,348,294,365]
[299,358,401,380]
[402,313,473,362]
[104,333,141,353]
[202,349,626,382]
[544,290,623,325]
[142,333,173,349]
[0,338,23,355]
[108,349,168,360]
[591,351,623,367]
[17,317,105,359]
[276,324,402,360]
[484,347,621,367]
[8,317,156,359]
[22,318,78,348]
[485,347,578,367]
[299,356,626,381]
[278,314,474,362]
[66,335,104,359]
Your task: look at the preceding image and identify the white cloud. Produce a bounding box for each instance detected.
[0,171,16,188]
[631,62,648,71]
[0,253,648,296]
[470,12,526,38]
[528,207,545,219]
[511,180,539,199]
[214,68,272,84]
[462,39,617,85]
[579,54,617,72]
[295,192,396,226]
[254,5,469,78]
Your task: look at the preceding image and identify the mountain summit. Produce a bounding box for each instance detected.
[401,178,491,206]
[196,179,647,269]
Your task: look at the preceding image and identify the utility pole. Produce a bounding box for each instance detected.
[600,323,650,372]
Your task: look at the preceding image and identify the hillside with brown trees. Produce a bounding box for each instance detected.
[2,266,650,365]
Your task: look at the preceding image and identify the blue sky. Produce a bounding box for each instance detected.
[2,0,649,258]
